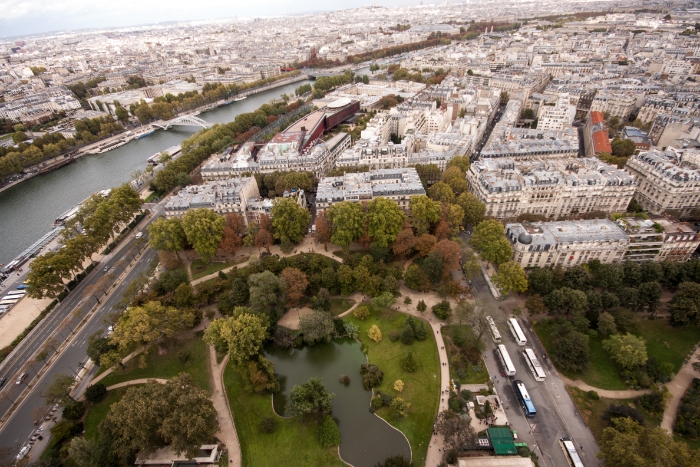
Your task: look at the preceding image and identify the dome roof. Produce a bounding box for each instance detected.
[518,233,533,245]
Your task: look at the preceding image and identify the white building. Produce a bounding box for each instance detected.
[589,92,637,120]
[536,94,577,131]
[164,177,260,223]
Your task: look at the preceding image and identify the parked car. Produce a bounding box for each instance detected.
[15,444,30,461]
[135,231,143,239]
[103,265,110,272]
[15,372,27,385]
[0,377,6,388]
[16,284,29,290]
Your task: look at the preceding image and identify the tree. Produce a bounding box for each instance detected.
[441,166,469,194]
[367,198,406,247]
[254,229,273,253]
[115,106,129,123]
[597,312,617,337]
[360,363,384,390]
[181,209,225,262]
[603,333,648,369]
[248,271,286,320]
[280,267,308,305]
[434,239,462,272]
[428,182,455,204]
[528,267,555,296]
[446,155,471,174]
[422,250,444,283]
[432,300,452,320]
[299,311,335,345]
[316,415,341,447]
[102,374,218,460]
[328,201,366,248]
[86,332,117,364]
[670,282,700,326]
[337,265,355,296]
[436,409,476,450]
[455,192,486,226]
[414,233,436,257]
[403,352,418,372]
[203,313,268,366]
[289,377,335,420]
[374,455,414,467]
[271,198,311,244]
[417,300,427,312]
[368,324,383,342]
[219,213,246,254]
[394,380,404,392]
[315,211,332,244]
[390,397,410,418]
[409,195,442,235]
[392,227,416,257]
[492,261,528,296]
[404,264,431,292]
[471,219,512,265]
[314,288,331,311]
[551,329,590,372]
[84,383,107,403]
[611,138,637,157]
[637,281,662,314]
[43,373,76,407]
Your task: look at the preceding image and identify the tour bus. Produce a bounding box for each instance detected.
[5,290,25,297]
[486,316,501,343]
[0,297,19,306]
[513,379,536,417]
[523,348,546,382]
[507,318,527,346]
[560,437,585,467]
[496,344,516,376]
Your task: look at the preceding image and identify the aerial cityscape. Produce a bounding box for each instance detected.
[2,0,700,466]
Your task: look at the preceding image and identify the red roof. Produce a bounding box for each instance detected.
[592,129,612,154]
[590,111,605,125]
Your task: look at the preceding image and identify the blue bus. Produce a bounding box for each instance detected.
[513,380,536,417]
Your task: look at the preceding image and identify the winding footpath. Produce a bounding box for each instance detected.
[208,346,242,467]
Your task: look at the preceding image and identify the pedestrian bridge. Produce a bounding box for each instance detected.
[154,115,211,130]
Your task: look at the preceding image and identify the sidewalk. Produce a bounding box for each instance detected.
[208,346,241,467]
[559,375,650,399]
[661,347,700,432]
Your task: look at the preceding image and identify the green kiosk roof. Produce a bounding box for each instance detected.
[487,427,518,456]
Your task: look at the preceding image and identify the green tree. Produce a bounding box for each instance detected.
[390,397,410,418]
[551,329,589,372]
[316,415,341,447]
[115,105,129,123]
[101,374,218,459]
[597,312,617,337]
[271,197,311,244]
[637,281,662,314]
[441,166,469,194]
[436,409,477,451]
[148,217,187,258]
[409,195,442,235]
[428,181,455,204]
[603,333,648,369]
[492,261,528,296]
[374,455,414,467]
[43,373,77,407]
[181,208,225,262]
[289,377,335,420]
[404,264,431,292]
[471,219,512,265]
[203,313,268,365]
[299,311,335,345]
[328,201,366,248]
[248,271,287,320]
[367,197,406,247]
[337,265,355,296]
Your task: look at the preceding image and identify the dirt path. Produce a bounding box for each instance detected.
[559,375,650,399]
[208,346,241,467]
[661,347,700,432]
[105,378,168,391]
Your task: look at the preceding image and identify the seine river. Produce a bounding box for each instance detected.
[0,79,312,265]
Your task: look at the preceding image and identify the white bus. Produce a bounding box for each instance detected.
[507,318,527,346]
[0,299,19,307]
[5,290,25,297]
[560,437,585,467]
[524,348,546,381]
[497,344,516,376]
[486,316,501,343]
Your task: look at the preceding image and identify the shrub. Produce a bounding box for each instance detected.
[417,300,427,312]
[371,394,384,411]
[390,397,410,418]
[259,416,278,434]
[353,305,370,320]
[368,325,382,342]
[360,363,384,390]
[414,322,428,341]
[379,392,393,406]
[675,378,700,438]
[178,350,190,364]
[603,403,644,425]
[637,391,665,415]
[432,300,452,320]
[448,397,466,413]
[62,401,85,420]
[394,380,404,392]
[389,330,400,342]
[316,415,341,447]
[403,352,418,372]
[400,325,415,345]
[404,297,412,305]
[587,390,600,401]
[339,375,350,385]
[461,389,472,400]
[84,383,107,403]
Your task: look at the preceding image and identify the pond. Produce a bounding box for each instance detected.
[266,338,412,467]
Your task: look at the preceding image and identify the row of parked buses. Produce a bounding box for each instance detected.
[489,316,586,464]
[0,288,26,314]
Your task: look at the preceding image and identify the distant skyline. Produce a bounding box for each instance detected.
[0,0,435,39]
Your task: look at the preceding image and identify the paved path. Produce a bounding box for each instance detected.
[105,378,168,391]
[559,375,650,399]
[209,346,241,467]
[661,348,700,432]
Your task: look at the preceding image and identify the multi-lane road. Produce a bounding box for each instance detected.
[467,265,601,467]
[0,207,161,455]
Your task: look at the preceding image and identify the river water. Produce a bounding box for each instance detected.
[0,79,311,265]
[266,338,412,467]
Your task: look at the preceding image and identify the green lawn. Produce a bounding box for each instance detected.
[329,298,354,317]
[223,363,346,467]
[535,319,700,390]
[344,308,440,466]
[83,388,126,440]
[443,325,489,384]
[98,334,211,392]
[190,258,247,280]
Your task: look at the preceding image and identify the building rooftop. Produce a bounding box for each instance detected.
[506,219,628,247]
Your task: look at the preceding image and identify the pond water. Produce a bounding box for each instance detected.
[266,338,412,467]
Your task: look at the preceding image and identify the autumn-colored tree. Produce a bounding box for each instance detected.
[280,267,309,305]
[434,239,461,272]
[259,213,272,232]
[255,229,273,253]
[392,227,417,257]
[315,211,332,244]
[219,213,246,254]
[415,234,437,257]
[434,220,451,241]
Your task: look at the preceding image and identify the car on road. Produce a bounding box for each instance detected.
[135,231,143,239]
[16,284,29,290]
[103,265,110,272]
[0,377,6,388]
[15,444,30,461]
[15,373,27,385]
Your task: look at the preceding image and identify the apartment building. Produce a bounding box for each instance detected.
[315,168,425,212]
[505,219,629,268]
[536,94,577,131]
[467,157,635,220]
[584,111,613,157]
[624,149,700,217]
[480,127,580,160]
[164,177,260,222]
[589,92,636,120]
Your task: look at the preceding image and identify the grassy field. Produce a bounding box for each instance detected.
[344,308,440,466]
[329,298,354,316]
[83,388,127,440]
[443,325,490,384]
[98,333,211,392]
[224,363,346,467]
[190,258,247,279]
[535,318,700,390]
